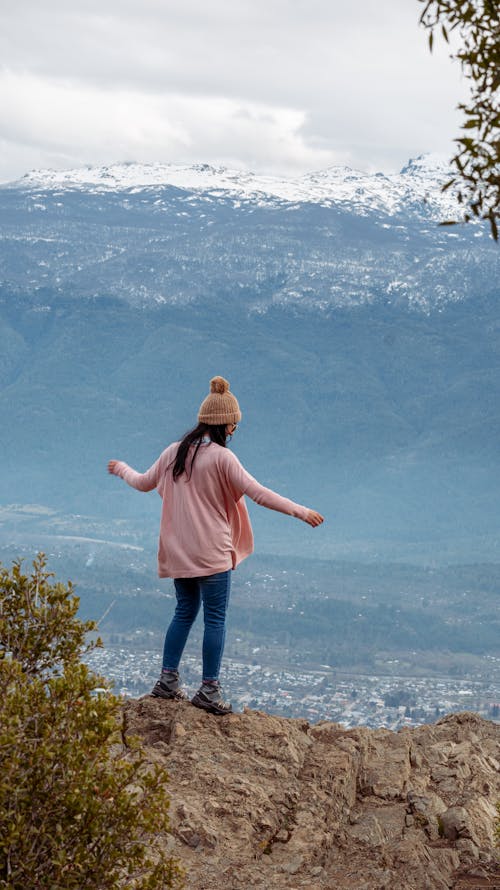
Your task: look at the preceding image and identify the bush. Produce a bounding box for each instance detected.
[0,555,183,889]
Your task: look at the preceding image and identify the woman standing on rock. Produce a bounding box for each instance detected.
[108,376,323,716]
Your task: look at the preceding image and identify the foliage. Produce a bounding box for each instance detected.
[419,0,500,239]
[0,555,183,890]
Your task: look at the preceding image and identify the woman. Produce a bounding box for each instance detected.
[108,376,324,715]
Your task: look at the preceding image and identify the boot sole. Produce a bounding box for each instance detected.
[151,685,187,701]
[191,693,232,716]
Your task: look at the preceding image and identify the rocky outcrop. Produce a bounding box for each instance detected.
[124,701,500,890]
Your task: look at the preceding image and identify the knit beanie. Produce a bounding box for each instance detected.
[198,376,242,425]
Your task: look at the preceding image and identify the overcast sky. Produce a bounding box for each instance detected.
[0,0,467,182]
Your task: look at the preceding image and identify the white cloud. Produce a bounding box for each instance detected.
[0,0,467,181]
[0,70,336,179]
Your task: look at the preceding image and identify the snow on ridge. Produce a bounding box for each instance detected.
[16,162,265,194]
[7,154,458,218]
[399,153,452,177]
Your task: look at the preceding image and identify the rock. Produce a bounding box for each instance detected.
[348,813,386,846]
[406,790,448,840]
[123,699,499,890]
[275,828,290,842]
[439,806,472,841]
[464,794,499,848]
[466,865,489,878]
[176,827,201,848]
[356,731,411,799]
[455,838,480,860]
[280,855,303,874]
[407,790,447,819]
[478,849,494,863]
[409,748,423,768]
[173,721,186,738]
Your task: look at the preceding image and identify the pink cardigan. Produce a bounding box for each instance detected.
[113,442,308,578]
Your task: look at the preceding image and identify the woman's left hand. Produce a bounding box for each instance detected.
[107,460,119,475]
[303,509,324,527]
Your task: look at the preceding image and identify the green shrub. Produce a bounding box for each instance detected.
[0,555,183,889]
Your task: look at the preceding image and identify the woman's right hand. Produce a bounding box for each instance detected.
[303,509,324,527]
[107,460,119,475]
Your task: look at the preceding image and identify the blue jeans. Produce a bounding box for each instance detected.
[162,570,231,681]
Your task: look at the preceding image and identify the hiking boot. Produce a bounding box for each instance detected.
[151,670,187,701]
[191,682,232,716]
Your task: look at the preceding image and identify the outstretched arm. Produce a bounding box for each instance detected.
[243,476,324,527]
[224,453,324,527]
[107,458,161,492]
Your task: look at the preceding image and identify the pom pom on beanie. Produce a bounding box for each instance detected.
[198,376,242,425]
[210,376,229,395]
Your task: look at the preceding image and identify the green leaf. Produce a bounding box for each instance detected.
[0,557,184,889]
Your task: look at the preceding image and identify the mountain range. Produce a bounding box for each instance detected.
[0,155,499,564]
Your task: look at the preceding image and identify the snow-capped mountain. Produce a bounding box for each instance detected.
[0,154,499,563]
[9,153,459,220]
[0,153,495,318]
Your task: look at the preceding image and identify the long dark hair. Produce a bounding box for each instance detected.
[172,422,228,481]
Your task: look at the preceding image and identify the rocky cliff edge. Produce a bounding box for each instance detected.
[124,700,500,890]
